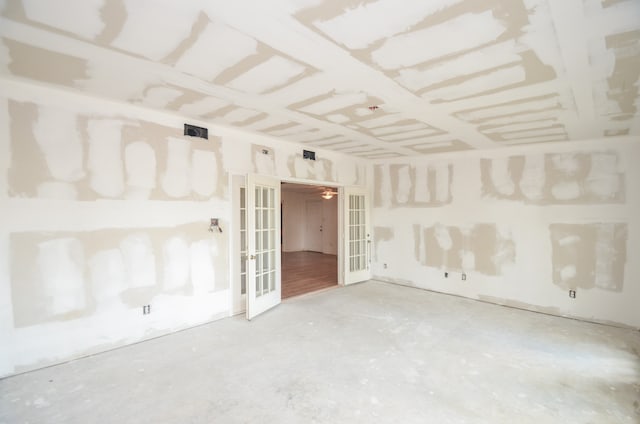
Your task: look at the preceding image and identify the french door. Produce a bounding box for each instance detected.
[246,174,281,320]
[343,187,371,284]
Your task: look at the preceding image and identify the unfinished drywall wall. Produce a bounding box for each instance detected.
[415,223,516,277]
[371,140,640,328]
[10,223,228,328]
[0,79,366,378]
[7,99,225,201]
[480,152,625,204]
[549,223,627,292]
[373,163,452,207]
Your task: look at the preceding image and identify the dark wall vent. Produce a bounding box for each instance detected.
[303,150,316,160]
[184,123,208,140]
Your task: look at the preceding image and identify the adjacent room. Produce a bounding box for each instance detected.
[281,182,338,299]
[0,0,639,422]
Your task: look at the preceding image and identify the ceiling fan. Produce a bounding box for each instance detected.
[321,187,338,200]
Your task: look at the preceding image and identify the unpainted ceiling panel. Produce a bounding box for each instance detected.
[0,0,638,157]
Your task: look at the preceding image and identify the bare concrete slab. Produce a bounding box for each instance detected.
[1,281,639,423]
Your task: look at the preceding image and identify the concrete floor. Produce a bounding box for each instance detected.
[1,281,639,424]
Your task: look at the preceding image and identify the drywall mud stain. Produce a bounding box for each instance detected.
[481,151,624,204]
[550,223,627,291]
[287,153,335,182]
[374,163,452,208]
[417,223,515,276]
[5,38,88,87]
[251,144,275,175]
[10,222,229,328]
[7,100,225,201]
[7,101,51,197]
[604,30,640,120]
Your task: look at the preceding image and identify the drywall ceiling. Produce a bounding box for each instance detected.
[0,0,638,159]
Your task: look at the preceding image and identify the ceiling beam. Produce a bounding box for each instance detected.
[548,0,601,140]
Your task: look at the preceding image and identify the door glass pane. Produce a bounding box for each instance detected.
[348,194,367,272]
[256,250,262,295]
[262,265,269,292]
[252,184,278,297]
[270,251,275,273]
[262,230,268,253]
[255,229,261,251]
[240,187,247,296]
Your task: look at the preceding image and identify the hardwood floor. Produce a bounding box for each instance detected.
[282,251,337,299]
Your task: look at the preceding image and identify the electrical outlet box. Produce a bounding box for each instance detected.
[209,218,223,233]
[142,305,151,314]
[569,290,576,298]
[462,273,467,281]
[444,272,448,278]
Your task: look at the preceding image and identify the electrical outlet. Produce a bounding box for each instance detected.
[142,305,151,314]
[444,272,448,278]
[462,273,467,281]
[383,263,387,269]
[569,290,576,299]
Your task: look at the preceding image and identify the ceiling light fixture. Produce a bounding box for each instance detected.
[321,190,334,200]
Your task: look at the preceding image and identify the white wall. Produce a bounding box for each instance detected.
[0,78,366,377]
[282,191,307,252]
[370,139,640,329]
[282,190,337,254]
[322,196,338,255]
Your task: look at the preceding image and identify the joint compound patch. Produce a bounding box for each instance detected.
[481,151,624,204]
[7,100,225,201]
[9,223,229,327]
[550,223,627,291]
[374,163,453,208]
[418,223,515,276]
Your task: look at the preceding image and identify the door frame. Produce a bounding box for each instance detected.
[279,177,346,286]
[230,174,247,315]
[231,176,367,315]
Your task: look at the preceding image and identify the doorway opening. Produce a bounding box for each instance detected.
[231,175,370,317]
[281,182,338,299]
